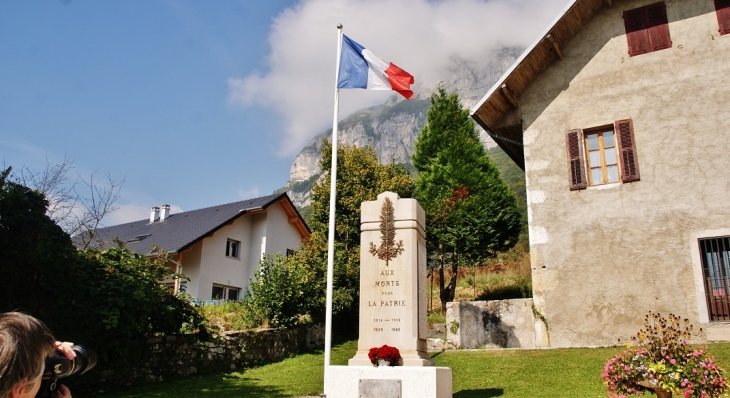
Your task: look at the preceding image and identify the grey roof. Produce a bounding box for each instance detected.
[85,193,307,254]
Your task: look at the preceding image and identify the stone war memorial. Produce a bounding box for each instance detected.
[325,192,452,398]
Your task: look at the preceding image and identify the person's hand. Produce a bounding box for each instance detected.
[54,341,75,360]
[54,384,71,398]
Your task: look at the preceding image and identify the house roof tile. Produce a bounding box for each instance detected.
[84,193,308,255]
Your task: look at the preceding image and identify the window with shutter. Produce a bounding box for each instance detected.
[645,3,671,51]
[565,129,587,190]
[623,2,671,57]
[716,0,730,35]
[565,120,641,190]
[624,7,650,56]
[615,119,640,183]
[584,127,620,185]
[698,236,730,321]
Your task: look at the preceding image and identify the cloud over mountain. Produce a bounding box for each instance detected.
[228,0,570,157]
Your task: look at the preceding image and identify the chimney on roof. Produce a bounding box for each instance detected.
[160,204,170,221]
[150,207,160,223]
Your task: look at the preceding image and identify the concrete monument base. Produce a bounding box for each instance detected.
[325,366,452,398]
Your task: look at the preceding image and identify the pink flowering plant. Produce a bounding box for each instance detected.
[603,312,728,397]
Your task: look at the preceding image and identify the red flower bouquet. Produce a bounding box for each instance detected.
[368,345,401,366]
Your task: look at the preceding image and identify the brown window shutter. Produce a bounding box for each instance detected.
[716,0,730,35]
[645,2,671,51]
[624,7,650,56]
[615,119,640,183]
[565,129,586,190]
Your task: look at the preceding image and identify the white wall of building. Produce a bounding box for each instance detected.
[266,202,305,256]
[192,215,253,300]
[177,200,307,300]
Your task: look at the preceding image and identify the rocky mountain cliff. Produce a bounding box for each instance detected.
[281,47,522,209]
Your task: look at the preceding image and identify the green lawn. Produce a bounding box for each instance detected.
[96,342,730,398]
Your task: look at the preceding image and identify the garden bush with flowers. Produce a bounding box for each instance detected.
[603,312,729,397]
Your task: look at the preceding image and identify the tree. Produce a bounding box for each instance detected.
[0,167,204,389]
[8,157,124,247]
[240,142,414,332]
[309,140,414,250]
[413,87,522,312]
[242,253,323,328]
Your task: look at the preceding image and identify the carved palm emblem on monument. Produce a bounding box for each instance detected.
[369,197,404,266]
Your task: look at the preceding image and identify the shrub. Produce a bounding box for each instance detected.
[78,246,205,342]
[427,310,445,326]
[602,312,729,397]
[242,253,321,328]
[197,300,249,334]
[0,169,207,391]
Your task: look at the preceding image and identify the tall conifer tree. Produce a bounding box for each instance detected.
[413,87,522,312]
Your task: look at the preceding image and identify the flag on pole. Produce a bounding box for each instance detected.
[337,35,415,100]
[324,27,414,395]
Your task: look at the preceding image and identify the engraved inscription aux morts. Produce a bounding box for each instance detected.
[349,191,433,367]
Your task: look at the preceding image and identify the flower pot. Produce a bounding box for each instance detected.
[377,359,390,367]
[637,380,672,398]
[654,390,671,398]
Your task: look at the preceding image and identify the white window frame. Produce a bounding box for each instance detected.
[211,284,240,301]
[226,238,241,259]
[584,127,620,187]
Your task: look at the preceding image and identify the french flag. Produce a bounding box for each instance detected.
[337,35,415,100]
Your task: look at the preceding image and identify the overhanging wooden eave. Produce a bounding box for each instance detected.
[470,0,611,170]
[277,195,311,240]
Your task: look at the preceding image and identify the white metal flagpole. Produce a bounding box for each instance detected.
[323,24,343,396]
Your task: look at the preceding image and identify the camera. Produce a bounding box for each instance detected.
[36,345,97,398]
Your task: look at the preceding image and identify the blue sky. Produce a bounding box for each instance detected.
[0,0,568,225]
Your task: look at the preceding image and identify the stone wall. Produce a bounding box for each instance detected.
[445,299,539,349]
[99,325,324,386]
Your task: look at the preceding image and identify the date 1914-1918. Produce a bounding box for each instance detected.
[373,317,401,332]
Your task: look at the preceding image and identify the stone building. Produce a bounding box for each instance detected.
[471,0,730,347]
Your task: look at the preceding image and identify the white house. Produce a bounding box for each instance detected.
[90,193,310,300]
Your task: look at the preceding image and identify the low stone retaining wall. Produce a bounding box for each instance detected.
[99,325,324,385]
[446,299,539,349]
